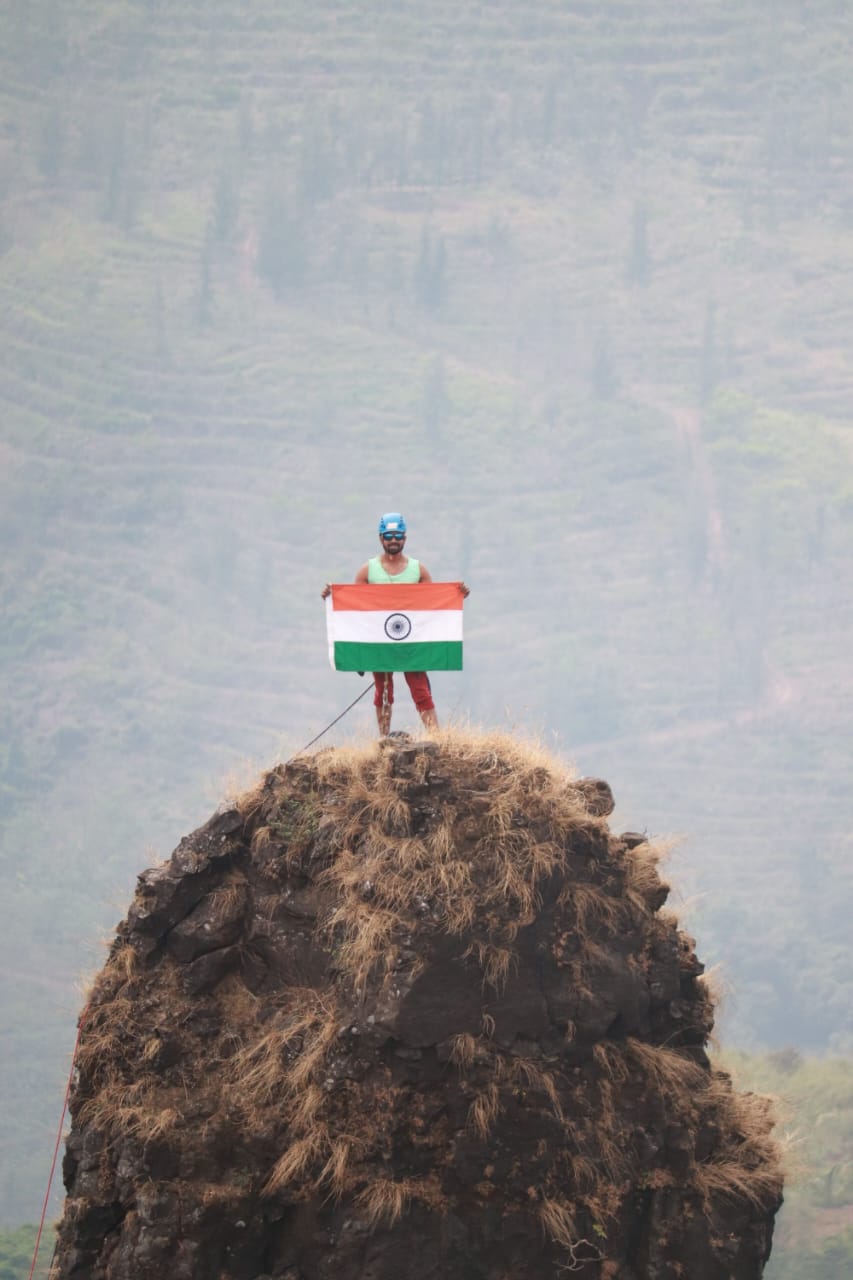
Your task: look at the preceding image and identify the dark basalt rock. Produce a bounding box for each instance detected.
[53,733,783,1280]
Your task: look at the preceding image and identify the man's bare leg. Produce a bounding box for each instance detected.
[419,708,439,731]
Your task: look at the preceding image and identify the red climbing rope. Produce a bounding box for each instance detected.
[28,1006,88,1280]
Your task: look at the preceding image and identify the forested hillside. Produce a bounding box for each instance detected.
[2,2,852,1268]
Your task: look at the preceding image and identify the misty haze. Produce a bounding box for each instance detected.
[1,1,852,1276]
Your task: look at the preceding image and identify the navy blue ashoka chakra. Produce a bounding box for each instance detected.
[384,613,413,641]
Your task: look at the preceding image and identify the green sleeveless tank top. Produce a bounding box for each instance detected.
[367,556,421,584]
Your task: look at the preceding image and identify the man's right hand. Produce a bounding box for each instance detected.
[321,583,331,600]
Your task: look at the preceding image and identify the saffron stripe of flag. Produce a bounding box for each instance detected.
[330,583,462,612]
[326,583,464,672]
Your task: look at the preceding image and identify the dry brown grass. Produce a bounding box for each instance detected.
[74,995,143,1089]
[207,877,247,919]
[464,939,517,991]
[592,1035,784,1214]
[538,1195,578,1248]
[250,824,275,856]
[591,1041,631,1087]
[448,1033,478,1072]
[538,1197,605,1272]
[622,839,673,912]
[323,896,400,995]
[356,1176,411,1226]
[560,882,630,942]
[306,728,607,999]
[623,1038,707,1097]
[262,1120,364,1200]
[291,1083,324,1130]
[141,1037,161,1063]
[696,965,728,1051]
[108,945,139,982]
[497,1057,563,1121]
[223,981,383,1203]
[231,775,269,822]
[430,727,575,788]
[694,1158,784,1209]
[694,1081,785,1210]
[355,1173,446,1226]
[74,1027,128,1084]
[79,729,781,1251]
[317,1137,356,1198]
[228,990,339,1108]
[215,973,263,1053]
[575,1077,631,1187]
[263,1127,330,1195]
[468,1083,501,1139]
[566,1153,598,1195]
[697,963,728,1005]
[75,1077,182,1146]
[140,1106,179,1141]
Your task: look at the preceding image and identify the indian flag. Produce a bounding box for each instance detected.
[326,583,464,672]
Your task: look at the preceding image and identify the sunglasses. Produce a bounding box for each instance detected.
[381,531,405,540]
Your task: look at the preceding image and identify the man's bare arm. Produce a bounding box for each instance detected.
[419,563,469,595]
[322,564,368,599]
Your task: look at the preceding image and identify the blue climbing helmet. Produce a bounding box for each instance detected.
[378,512,407,537]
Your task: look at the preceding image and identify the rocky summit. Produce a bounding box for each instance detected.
[54,731,783,1279]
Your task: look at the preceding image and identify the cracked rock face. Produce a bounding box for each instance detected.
[54,732,783,1279]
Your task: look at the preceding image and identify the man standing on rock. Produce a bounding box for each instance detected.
[322,512,469,736]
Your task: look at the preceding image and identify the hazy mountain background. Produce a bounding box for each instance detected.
[2,0,853,1271]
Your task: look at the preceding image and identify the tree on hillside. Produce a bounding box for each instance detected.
[257,184,307,298]
[212,167,240,245]
[621,72,656,154]
[486,214,516,269]
[152,280,168,364]
[463,101,486,184]
[626,201,650,285]
[686,503,708,585]
[36,99,64,184]
[299,117,336,204]
[237,98,254,161]
[699,299,717,405]
[541,76,559,146]
[100,116,129,224]
[77,104,108,187]
[591,327,617,399]
[416,98,452,186]
[414,227,448,313]
[194,237,212,332]
[421,354,451,444]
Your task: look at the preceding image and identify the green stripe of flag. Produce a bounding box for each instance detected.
[334,640,463,672]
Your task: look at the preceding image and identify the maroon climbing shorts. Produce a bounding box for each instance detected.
[372,671,434,712]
